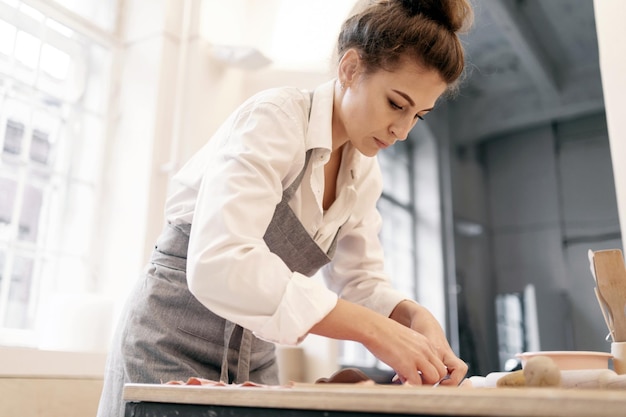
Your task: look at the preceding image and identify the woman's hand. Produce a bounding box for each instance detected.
[309,299,460,385]
[390,300,468,386]
[360,316,449,385]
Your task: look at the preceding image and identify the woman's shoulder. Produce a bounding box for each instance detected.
[242,85,312,115]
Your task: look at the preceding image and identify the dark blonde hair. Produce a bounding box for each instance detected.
[337,0,473,92]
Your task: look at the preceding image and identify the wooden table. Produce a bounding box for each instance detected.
[123,382,626,417]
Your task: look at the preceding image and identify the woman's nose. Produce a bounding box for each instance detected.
[390,118,414,141]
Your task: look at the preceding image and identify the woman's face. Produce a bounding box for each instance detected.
[334,51,448,157]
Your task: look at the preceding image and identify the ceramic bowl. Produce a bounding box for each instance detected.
[516,351,613,370]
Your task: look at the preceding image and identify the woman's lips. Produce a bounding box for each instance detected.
[374,138,389,149]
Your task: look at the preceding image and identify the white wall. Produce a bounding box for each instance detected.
[594,0,626,241]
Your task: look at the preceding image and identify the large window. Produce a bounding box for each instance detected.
[0,0,115,346]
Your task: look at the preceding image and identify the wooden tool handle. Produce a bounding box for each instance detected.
[560,369,626,389]
[592,249,626,341]
[605,374,626,389]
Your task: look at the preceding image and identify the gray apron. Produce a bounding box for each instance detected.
[98,142,342,416]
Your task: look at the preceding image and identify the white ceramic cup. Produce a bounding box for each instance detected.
[611,342,626,374]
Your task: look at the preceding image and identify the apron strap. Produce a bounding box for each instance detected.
[220,321,253,383]
[236,329,253,383]
[220,321,237,383]
[282,149,313,202]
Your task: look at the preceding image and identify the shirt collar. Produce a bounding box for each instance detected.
[305,79,336,155]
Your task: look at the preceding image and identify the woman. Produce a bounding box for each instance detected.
[98,0,473,415]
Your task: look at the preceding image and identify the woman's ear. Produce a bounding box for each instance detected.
[338,48,361,87]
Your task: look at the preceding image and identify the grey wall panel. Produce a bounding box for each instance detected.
[486,126,561,229]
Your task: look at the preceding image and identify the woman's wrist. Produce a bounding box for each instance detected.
[389,299,422,327]
[390,300,445,341]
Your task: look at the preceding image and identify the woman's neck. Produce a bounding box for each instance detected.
[331,80,350,152]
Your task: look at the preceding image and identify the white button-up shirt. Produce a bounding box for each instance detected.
[164,79,408,345]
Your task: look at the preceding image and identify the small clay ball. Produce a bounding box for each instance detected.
[523,356,561,387]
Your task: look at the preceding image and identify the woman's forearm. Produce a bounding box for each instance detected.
[308,298,387,345]
[307,298,450,385]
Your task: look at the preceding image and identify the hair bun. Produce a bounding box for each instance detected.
[398,0,422,16]
[397,0,472,33]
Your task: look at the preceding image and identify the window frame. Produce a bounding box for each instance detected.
[0,0,120,348]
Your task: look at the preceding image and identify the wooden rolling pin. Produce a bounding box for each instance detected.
[490,369,626,389]
[560,369,626,389]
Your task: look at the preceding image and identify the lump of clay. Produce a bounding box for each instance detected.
[496,370,526,387]
[523,356,561,387]
[315,368,374,384]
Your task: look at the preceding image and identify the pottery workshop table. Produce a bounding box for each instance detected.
[123,382,626,417]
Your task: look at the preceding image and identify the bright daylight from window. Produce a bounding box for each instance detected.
[0,0,113,347]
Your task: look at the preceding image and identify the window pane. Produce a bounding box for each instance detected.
[0,177,16,237]
[37,43,82,101]
[379,144,411,205]
[30,128,52,164]
[41,43,70,80]
[45,18,74,38]
[15,30,40,68]
[31,109,59,169]
[49,0,117,32]
[4,254,34,329]
[0,19,15,56]
[0,0,19,7]
[3,119,24,155]
[18,3,43,22]
[18,184,43,243]
[1,99,32,163]
[378,197,415,297]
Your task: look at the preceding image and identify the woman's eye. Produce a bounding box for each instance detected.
[389,100,403,110]
[416,114,425,121]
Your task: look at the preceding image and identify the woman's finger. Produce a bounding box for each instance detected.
[419,360,448,385]
[443,360,469,386]
[401,367,424,385]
